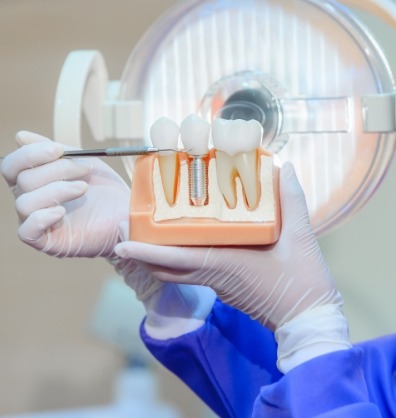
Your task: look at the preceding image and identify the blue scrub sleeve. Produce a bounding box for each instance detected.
[316,404,382,418]
[140,299,282,418]
[254,348,382,417]
[141,299,396,418]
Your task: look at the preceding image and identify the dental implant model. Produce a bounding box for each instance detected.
[129,115,281,246]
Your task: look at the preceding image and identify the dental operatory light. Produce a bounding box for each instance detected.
[54,0,396,236]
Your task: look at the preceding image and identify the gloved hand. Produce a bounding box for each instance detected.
[115,162,352,373]
[1,131,129,258]
[113,223,216,340]
[115,162,342,330]
[1,131,216,338]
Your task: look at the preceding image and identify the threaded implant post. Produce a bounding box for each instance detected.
[188,156,208,206]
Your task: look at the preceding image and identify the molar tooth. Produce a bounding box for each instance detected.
[150,117,179,206]
[212,119,263,210]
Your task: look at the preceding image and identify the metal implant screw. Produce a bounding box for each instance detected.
[188,156,208,206]
[179,114,211,206]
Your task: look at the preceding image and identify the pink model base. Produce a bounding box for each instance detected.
[129,150,281,246]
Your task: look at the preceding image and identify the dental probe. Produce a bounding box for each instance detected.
[0,147,189,160]
[62,146,187,158]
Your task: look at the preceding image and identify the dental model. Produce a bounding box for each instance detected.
[129,116,281,246]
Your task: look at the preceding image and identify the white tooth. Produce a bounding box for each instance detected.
[180,114,210,156]
[150,117,179,206]
[180,114,211,206]
[212,119,262,209]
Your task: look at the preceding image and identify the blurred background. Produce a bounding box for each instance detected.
[0,0,395,417]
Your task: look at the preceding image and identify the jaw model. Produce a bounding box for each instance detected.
[129,115,281,246]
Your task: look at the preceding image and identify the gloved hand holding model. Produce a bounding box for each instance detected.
[114,161,390,418]
[115,162,351,372]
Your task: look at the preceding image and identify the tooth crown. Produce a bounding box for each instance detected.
[180,114,210,156]
[212,118,263,156]
[150,117,179,156]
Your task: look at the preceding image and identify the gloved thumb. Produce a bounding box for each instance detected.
[279,162,312,235]
[16,131,53,146]
[119,221,130,242]
[114,240,207,272]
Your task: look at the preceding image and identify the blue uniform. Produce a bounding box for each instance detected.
[141,299,396,418]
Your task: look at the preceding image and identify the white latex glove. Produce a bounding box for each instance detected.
[1,131,215,338]
[0,130,164,303]
[115,162,342,331]
[115,162,352,371]
[113,222,216,339]
[1,131,129,258]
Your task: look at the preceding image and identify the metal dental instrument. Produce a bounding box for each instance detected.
[62,146,187,158]
[0,146,189,160]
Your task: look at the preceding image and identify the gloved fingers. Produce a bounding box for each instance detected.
[15,181,88,221]
[15,158,92,194]
[279,162,312,237]
[114,241,207,272]
[124,261,166,302]
[118,221,129,242]
[17,205,66,250]
[124,258,203,287]
[1,141,65,187]
[15,130,53,146]
[14,132,130,190]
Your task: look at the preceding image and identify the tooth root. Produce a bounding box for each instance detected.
[158,154,178,206]
[215,151,238,208]
[234,150,260,210]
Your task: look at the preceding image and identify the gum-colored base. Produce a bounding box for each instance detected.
[129,150,281,246]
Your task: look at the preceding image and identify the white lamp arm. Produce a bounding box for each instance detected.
[53,50,109,147]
